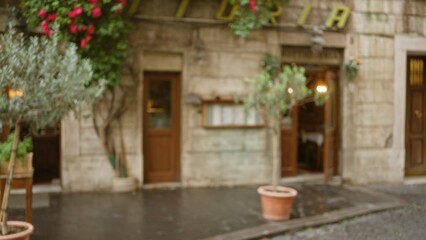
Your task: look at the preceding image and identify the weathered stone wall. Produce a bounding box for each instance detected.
[341,0,422,184]
[3,0,426,190]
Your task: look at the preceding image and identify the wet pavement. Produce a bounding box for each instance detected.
[9,183,394,240]
[270,184,426,240]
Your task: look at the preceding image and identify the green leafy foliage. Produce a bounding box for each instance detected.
[230,0,285,38]
[245,55,311,118]
[0,134,32,164]
[23,0,131,88]
[0,31,101,130]
[344,57,361,82]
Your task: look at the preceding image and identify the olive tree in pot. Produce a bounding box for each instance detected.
[245,54,327,221]
[0,30,100,239]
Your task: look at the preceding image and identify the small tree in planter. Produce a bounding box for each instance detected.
[0,30,100,237]
[245,54,327,221]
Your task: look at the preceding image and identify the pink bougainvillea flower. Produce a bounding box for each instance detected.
[80,38,89,48]
[68,11,77,18]
[41,20,48,28]
[79,25,87,32]
[249,0,257,11]
[85,35,93,42]
[92,7,102,18]
[46,13,57,21]
[69,21,78,34]
[74,7,83,16]
[87,24,95,35]
[80,36,93,49]
[69,7,83,18]
[38,8,47,18]
[41,20,51,36]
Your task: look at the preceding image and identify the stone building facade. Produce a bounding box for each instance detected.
[1,0,426,191]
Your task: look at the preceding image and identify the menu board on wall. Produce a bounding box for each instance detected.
[202,101,263,128]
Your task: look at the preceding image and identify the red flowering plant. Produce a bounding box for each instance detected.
[23,1,137,179]
[23,0,130,87]
[230,0,286,38]
[344,56,362,82]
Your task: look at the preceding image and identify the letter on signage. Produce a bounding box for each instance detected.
[269,2,283,24]
[326,6,350,29]
[127,0,142,17]
[176,0,191,18]
[297,4,312,26]
[216,0,239,21]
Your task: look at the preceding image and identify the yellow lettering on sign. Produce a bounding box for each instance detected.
[269,2,283,24]
[127,0,142,17]
[176,0,191,18]
[216,0,239,21]
[297,4,312,26]
[326,6,351,29]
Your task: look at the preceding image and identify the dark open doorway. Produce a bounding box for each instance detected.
[22,124,61,184]
[281,65,339,180]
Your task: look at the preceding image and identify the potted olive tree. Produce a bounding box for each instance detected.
[245,54,327,221]
[0,29,100,239]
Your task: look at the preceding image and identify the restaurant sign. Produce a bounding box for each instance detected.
[129,0,351,29]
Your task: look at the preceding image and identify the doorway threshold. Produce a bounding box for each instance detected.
[143,182,182,190]
[404,176,426,185]
[281,173,323,184]
[281,174,342,185]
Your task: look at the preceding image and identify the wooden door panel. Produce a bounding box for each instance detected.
[323,129,335,180]
[410,92,423,133]
[143,72,181,183]
[281,130,296,176]
[33,134,60,183]
[281,108,298,177]
[409,139,423,166]
[406,57,426,176]
[323,70,338,181]
[146,137,172,171]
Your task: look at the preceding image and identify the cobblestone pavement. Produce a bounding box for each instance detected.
[271,184,426,240]
[8,183,390,240]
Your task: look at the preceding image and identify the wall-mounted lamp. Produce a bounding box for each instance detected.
[316,84,327,93]
[8,89,23,99]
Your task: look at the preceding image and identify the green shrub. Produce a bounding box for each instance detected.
[0,134,33,165]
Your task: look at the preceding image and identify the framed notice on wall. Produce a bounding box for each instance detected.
[202,100,263,128]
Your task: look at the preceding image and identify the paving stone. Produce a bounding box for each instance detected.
[8,183,399,240]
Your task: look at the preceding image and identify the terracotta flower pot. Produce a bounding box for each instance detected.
[0,221,34,240]
[257,185,298,221]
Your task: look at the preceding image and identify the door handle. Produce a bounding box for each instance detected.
[415,110,422,119]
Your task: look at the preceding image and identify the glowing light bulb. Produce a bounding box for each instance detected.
[316,85,327,93]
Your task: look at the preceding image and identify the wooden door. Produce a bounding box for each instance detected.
[33,133,60,183]
[143,72,181,183]
[406,57,426,176]
[18,125,61,183]
[323,70,338,181]
[281,107,298,176]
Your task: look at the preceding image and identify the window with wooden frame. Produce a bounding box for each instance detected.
[201,100,263,128]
